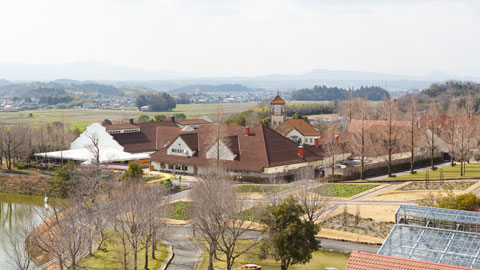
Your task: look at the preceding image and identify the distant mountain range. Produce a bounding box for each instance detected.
[169,84,257,94]
[0,61,185,81]
[1,61,479,92]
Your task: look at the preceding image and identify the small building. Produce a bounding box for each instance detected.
[276,118,321,145]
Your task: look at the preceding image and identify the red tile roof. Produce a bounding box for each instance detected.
[348,119,410,133]
[176,119,211,126]
[105,123,139,130]
[150,123,324,172]
[276,119,321,136]
[270,93,286,104]
[346,251,475,270]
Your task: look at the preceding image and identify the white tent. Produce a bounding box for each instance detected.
[34,147,149,165]
[70,123,124,151]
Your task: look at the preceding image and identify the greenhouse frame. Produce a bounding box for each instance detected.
[395,204,480,233]
[378,224,480,269]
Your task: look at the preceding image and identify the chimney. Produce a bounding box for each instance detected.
[245,126,250,136]
[129,118,134,124]
[334,135,339,144]
[298,146,304,158]
[170,116,175,122]
[314,137,319,147]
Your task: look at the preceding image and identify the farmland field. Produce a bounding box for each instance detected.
[0,103,256,130]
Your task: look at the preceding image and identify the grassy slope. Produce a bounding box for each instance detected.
[169,201,192,220]
[383,163,480,181]
[234,184,291,193]
[79,229,168,270]
[200,240,349,270]
[316,184,379,197]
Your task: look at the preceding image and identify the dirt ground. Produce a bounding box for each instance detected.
[317,228,384,244]
[358,181,480,202]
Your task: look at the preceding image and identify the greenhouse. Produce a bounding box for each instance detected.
[395,204,480,233]
[378,224,480,269]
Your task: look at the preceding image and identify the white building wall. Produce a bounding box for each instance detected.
[167,137,194,157]
[206,140,236,160]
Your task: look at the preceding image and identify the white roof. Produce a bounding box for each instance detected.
[70,123,124,151]
[34,147,149,165]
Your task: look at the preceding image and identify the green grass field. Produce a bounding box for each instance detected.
[234,184,292,194]
[199,240,349,270]
[169,201,192,220]
[79,229,168,270]
[0,103,256,131]
[383,163,480,181]
[315,184,379,197]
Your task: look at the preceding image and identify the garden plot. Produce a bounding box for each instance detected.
[234,184,297,199]
[360,181,480,202]
[313,183,380,199]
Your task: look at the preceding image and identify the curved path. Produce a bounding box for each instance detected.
[164,226,201,270]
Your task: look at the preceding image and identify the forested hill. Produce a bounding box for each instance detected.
[291,85,390,101]
[169,84,256,94]
[0,81,127,97]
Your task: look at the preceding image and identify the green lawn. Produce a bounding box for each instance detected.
[79,229,168,270]
[234,184,292,194]
[199,240,350,270]
[383,163,480,181]
[314,184,379,197]
[169,201,192,220]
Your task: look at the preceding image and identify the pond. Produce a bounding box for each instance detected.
[0,193,48,269]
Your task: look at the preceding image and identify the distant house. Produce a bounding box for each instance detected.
[276,118,321,145]
[150,123,325,175]
[139,105,149,111]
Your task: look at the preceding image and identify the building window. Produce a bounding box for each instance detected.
[172,148,184,154]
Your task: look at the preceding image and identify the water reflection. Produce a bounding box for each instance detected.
[0,200,46,269]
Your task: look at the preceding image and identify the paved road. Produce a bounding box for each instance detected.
[164,229,201,270]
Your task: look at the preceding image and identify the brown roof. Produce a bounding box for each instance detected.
[105,123,139,130]
[346,251,475,270]
[150,123,324,172]
[276,119,321,136]
[176,119,211,126]
[179,133,199,151]
[348,119,410,133]
[270,93,286,104]
[111,122,181,153]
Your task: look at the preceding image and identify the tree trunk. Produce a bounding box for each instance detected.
[208,242,215,270]
[133,247,138,270]
[144,244,149,270]
[151,232,156,259]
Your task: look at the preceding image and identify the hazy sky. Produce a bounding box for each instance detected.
[1,0,479,77]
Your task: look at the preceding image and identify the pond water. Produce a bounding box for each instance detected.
[0,195,47,269]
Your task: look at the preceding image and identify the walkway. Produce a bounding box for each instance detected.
[366,162,451,180]
[164,226,201,270]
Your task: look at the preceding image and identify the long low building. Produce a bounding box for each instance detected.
[150,123,325,175]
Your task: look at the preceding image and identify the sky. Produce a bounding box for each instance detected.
[1,0,480,78]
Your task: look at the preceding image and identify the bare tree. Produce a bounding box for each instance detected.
[296,179,329,222]
[350,99,372,179]
[377,96,401,177]
[191,166,259,270]
[406,94,420,174]
[322,122,344,179]
[443,99,458,167]
[30,200,90,270]
[0,125,26,171]
[425,99,439,170]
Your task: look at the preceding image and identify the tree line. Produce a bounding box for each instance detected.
[291,85,390,101]
[135,92,177,112]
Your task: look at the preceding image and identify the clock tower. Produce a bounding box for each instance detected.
[270,91,286,129]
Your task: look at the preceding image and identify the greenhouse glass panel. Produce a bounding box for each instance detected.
[378,224,480,269]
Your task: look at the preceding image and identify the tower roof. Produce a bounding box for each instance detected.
[270,91,286,104]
